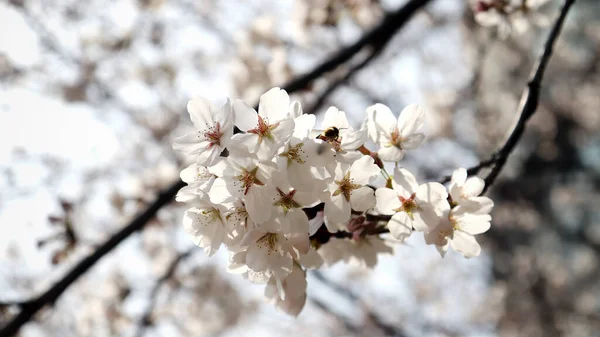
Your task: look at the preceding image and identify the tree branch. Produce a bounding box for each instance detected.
[451,0,575,192]
[134,249,195,337]
[0,1,432,335]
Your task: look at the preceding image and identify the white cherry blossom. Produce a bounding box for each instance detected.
[231,87,295,160]
[425,201,493,258]
[209,155,277,223]
[240,220,309,279]
[448,168,494,208]
[175,159,218,203]
[183,199,233,256]
[317,236,393,268]
[317,106,367,164]
[375,167,449,239]
[264,263,307,316]
[173,97,233,166]
[366,103,425,162]
[324,155,380,230]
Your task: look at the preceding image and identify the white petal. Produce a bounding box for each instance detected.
[215,98,234,127]
[397,104,425,138]
[349,155,380,185]
[187,97,213,130]
[173,132,209,155]
[258,87,289,122]
[245,244,269,272]
[233,99,259,131]
[451,168,467,186]
[413,205,442,232]
[375,188,401,215]
[245,186,274,223]
[196,146,221,167]
[286,208,309,234]
[450,231,481,258]
[388,213,412,241]
[463,177,485,197]
[399,133,425,150]
[340,127,367,150]
[416,182,448,204]
[229,133,259,155]
[378,146,404,162]
[324,194,351,225]
[392,167,419,196]
[366,103,396,144]
[350,186,375,212]
[321,106,350,129]
[292,114,316,139]
[289,100,303,119]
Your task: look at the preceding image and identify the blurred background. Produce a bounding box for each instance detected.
[1,0,599,336]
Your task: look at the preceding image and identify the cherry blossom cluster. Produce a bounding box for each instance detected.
[173,87,494,316]
[473,0,550,36]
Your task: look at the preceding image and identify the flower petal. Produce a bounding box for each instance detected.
[392,167,419,196]
[233,99,259,131]
[258,87,289,122]
[378,145,404,162]
[397,104,425,138]
[322,106,350,129]
[366,103,396,144]
[450,231,481,258]
[388,213,412,241]
[350,186,375,212]
[187,97,213,130]
[349,155,380,185]
[375,188,401,215]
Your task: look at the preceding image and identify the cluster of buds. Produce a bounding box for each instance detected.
[473,0,550,36]
[173,87,494,315]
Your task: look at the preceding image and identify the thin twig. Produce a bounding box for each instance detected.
[134,249,195,337]
[450,0,575,192]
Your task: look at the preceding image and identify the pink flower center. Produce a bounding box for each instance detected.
[203,122,223,149]
[248,115,278,141]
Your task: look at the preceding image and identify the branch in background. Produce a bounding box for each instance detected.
[0,1,433,334]
[447,0,575,192]
[282,0,433,94]
[307,47,384,115]
[312,271,407,337]
[0,181,185,337]
[134,249,195,337]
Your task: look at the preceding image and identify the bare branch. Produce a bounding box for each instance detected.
[450,0,576,192]
[134,249,195,337]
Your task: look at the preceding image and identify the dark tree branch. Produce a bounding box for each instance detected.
[307,47,384,115]
[449,0,575,192]
[0,181,186,337]
[0,1,432,335]
[282,0,433,94]
[134,249,195,337]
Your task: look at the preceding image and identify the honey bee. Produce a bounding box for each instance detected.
[316,126,344,142]
[315,126,345,154]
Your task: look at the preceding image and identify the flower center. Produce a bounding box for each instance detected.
[393,193,419,219]
[256,233,280,253]
[248,115,278,141]
[226,206,249,228]
[279,142,306,165]
[200,208,221,223]
[388,128,404,149]
[333,171,361,202]
[273,188,301,213]
[202,122,223,148]
[237,167,264,195]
